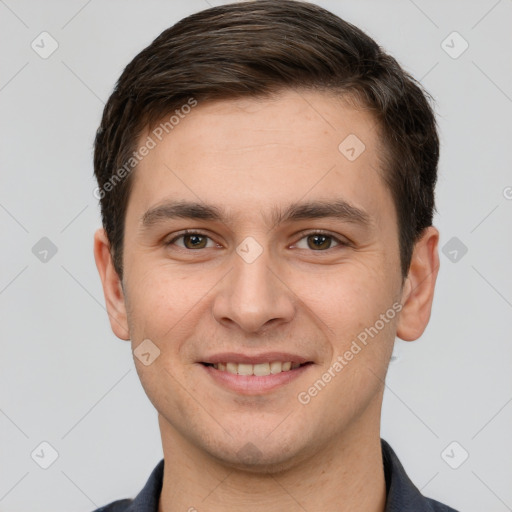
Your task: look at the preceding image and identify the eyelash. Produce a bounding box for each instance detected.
[166,229,350,251]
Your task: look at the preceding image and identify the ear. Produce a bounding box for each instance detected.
[396,226,440,342]
[93,228,130,341]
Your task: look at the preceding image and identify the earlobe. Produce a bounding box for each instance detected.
[93,228,130,341]
[396,226,440,342]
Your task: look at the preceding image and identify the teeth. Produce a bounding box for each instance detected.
[212,361,301,375]
[237,363,253,376]
[226,362,238,374]
[253,363,270,376]
[270,361,282,374]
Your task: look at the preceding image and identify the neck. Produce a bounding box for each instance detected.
[157,415,386,512]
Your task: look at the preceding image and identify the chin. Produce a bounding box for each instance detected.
[203,436,310,475]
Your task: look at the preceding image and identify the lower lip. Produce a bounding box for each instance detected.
[201,363,312,394]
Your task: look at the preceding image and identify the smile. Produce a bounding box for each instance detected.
[200,358,314,394]
[203,361,307,376]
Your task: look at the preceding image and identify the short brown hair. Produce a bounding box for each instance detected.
[94,0,439,280]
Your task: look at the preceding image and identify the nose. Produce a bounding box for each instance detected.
[211,242,296,334]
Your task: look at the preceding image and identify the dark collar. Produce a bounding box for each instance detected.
[381,439,457,511]
[96,439,457,511]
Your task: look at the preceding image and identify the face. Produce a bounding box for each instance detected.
[103,89,411,471]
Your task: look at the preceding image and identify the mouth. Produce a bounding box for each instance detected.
[198,353,315,394]
[201,361,313,376]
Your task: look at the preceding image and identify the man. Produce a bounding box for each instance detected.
[92,1,458,510]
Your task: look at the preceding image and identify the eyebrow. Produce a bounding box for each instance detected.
[269,199,371,229]
[140,199,372,230]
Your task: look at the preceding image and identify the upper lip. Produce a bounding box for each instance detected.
[200,352,312,365]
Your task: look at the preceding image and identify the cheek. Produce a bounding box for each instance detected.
[124,260,224,359]
[288,259,399,378]
[124,263,190,342]
[290,259,395,327]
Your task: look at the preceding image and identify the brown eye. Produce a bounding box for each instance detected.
[168,232,216,249]
[294,232,343,251]
[308,234,332,250]
[183,234,208,249]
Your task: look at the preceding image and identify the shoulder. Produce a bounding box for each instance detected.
[424,497,459,511]
[381,439,460,512]
[91,499,133,512]
[90,458,164,512]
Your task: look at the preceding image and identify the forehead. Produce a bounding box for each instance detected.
[127,89,393,228]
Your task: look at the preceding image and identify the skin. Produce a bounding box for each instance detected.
[94,89,439,512]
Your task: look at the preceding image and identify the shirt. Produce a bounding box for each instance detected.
[92,439,459,511]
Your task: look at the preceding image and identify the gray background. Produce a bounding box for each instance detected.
[1,0,511,511]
